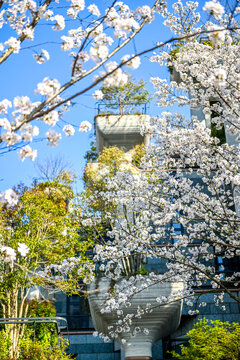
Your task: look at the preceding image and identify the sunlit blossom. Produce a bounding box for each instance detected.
[0,99,12,113]
[51,15,65,31]
[122,55,141,69]
[203,0,224,19]
[19,145,37,161]
[88,4,100,17]
[63,124,75,136]
[79,120,92,132]
[17,243,30,257]
[46,129,62,146]
[4,37,20,53]
[33,49,50,64]
[1,246,16,262]
[0,118,11,131]
[0,189,18,207]
[93,90,103,100]
[213,68,227,87]
[35,77,61,98]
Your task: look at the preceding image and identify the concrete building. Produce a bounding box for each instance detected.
[55,103,240,359]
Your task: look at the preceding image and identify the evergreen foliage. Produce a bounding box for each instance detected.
[171,319,240,360]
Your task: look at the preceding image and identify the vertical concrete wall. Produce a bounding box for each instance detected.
[65,334,120,360]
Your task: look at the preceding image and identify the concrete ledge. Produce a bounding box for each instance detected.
[125,357,152,360]
[95,114,150,152]
[88,278,183,359]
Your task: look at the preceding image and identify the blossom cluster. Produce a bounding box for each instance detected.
[1,0,240,345]
[0,0,158,160]
[0,243,29,263]
[38,256,95,284]
[75,0,240,341]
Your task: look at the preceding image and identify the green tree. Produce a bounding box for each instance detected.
[18,300,72,360]
[171,319,240,360]
[81,144,147,276]
[84,141,98,163]
[83,145,145,213]
[0,174,92,358]
[99,78,151,115]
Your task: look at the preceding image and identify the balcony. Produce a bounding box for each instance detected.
[88,278,183,359]
[95,114,150,153]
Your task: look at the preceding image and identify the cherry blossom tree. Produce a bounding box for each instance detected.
[1,0,240,346]
[0,0,162,160]
[74,0,240,341]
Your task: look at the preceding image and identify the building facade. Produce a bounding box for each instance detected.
[55,106,240,359]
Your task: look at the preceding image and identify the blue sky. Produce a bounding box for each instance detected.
[0,0,202,193]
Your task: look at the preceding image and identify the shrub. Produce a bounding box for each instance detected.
[0,330,12,360]
[171,318,240,360]
[19,338,72,360]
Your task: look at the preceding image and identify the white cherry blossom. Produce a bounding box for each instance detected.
[46,129,62,146]
[51,15,65,31]
[67,0,85,18]
[1,1,240,339]
[79,120,92,132]
[63,124,75,136]
[43,110,59,126]
[212,68,227,87]
[207,24,226,45]
[61,36,74,51]
[13,96,33,115]
[122,55,141,69]
[0,189,18,207]
[0,118,11,131]
[33,49,50,64]
[93,90,103,100]
[1,246,16,263]
[1,131,22,146]
[0,99,12,113]
[0,0,160,155]
[4,37,20,53]
[35,78,61,98]
[17,243,30,257]
[203,0,224,19]
[88,4,100,17]
[19,145,37,161]
[22,27,34,40]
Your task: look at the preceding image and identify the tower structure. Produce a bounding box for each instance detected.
[88,111,184,360]
[55,73,240,359]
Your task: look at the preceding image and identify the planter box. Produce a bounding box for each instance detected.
[88,278,183,359]
[95,114,150,153]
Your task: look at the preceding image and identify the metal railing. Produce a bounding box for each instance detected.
[0,316,68,335]
[96,102,149,115]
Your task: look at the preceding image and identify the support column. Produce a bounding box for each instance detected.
[125,357,152,360]
[88,279,183,360]
[123,340,152,360]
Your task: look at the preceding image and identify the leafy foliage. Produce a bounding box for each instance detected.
[84,141,98,163]
[132,143,146,168]
[25,300,57,344]
[98,146,126,169]
[18,338,72,360]
[83,146,124,214]
[81,144,148,276]
[0,330,12,360]
[0,175,90,293]
[171,319,240,360]
[99,78,151,115]
[28,299,56,318]
[0,300,72,360]
[0,174,93,358]
[83,145,145,212]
